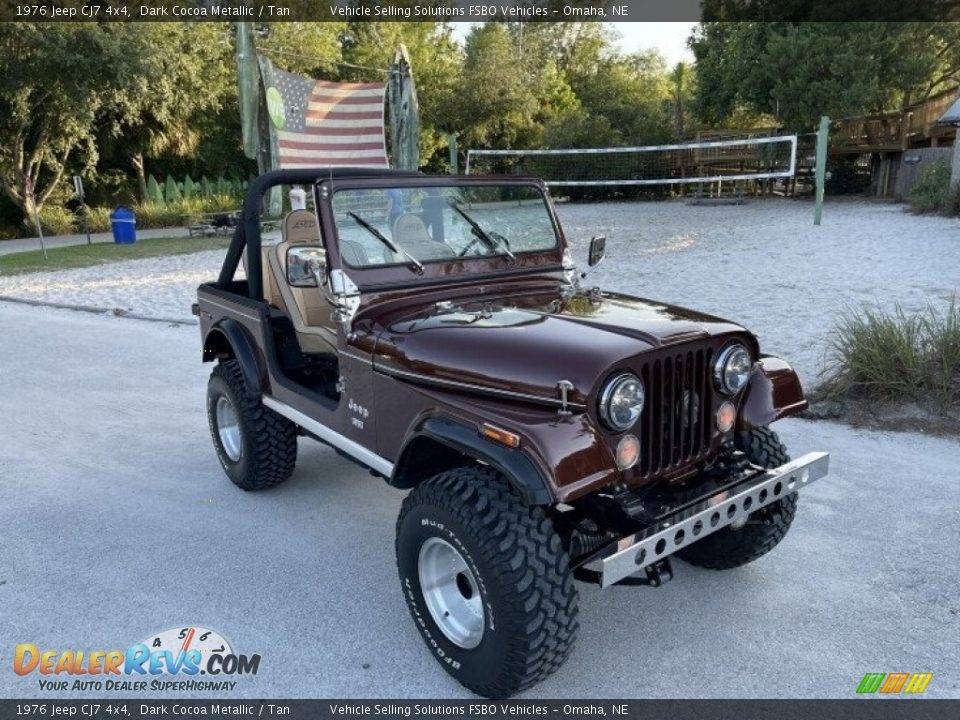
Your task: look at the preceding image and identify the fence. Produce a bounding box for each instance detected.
[892,147,953,200]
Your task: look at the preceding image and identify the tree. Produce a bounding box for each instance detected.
[566,49,673,144]
[456,23,543,150]
[105,24,235,201]
[256,22,346,77]
[668,62,696,139]
[691,21,959,131]
[0,24,132,220]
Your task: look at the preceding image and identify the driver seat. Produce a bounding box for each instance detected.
[392,213,449,261]
[267,210,338,357]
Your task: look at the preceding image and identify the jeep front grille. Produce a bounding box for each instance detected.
[638,348,713,476]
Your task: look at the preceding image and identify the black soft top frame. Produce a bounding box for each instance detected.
[217,168,421,301]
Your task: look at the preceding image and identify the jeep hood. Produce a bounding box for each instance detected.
[372,291,748,407]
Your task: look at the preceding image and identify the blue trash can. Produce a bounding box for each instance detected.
[110,207,136,244]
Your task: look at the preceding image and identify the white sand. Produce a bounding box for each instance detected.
[0,249,232,322]
[1,198,957,385]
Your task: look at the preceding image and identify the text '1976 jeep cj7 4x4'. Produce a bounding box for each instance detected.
[194,168,830,697]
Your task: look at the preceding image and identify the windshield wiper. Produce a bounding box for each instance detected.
[448,201,517,264]
[346,211,424,274]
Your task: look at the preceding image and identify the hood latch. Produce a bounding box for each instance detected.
[557,380,574,420]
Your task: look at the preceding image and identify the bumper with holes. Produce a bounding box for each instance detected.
[594,452,830,588]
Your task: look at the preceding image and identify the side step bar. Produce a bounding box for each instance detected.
[595,452,830,588]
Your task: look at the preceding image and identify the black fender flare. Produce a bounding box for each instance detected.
[390,415,554,506]
[737,355,809,430]
[202,318,263,396]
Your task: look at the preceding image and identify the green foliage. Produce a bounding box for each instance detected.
[36,205,77,236]
[131,195,240,230]
[823,298,960,411]
[84,207,113,233]
[259,22,346,76]
[692,22,960,131]
[164,176,183,204]
[908,159,958,215]
[458,24,542,150]
[450,22,676,157]
[146,175,165,205]
[0,24,136,217]
[102,24,236,198]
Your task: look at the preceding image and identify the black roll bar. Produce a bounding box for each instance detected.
[217,167,420,301]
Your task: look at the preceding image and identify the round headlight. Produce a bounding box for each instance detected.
[599,373,645,431]
[714,344,752,395]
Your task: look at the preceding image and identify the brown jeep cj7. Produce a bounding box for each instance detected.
[194,168,830,697]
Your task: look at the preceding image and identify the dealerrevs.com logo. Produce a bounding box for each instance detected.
[14,626,260,692]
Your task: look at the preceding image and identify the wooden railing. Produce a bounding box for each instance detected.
[830,87,959,153]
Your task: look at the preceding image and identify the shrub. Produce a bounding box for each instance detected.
[908,159,954,215]
[83,206,113,233]
[129,196,242,229]
[131,202,183,229]
[822,298,960,410]
[34,205,77,236]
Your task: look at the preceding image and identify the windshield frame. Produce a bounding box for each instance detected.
[316,175,566,290]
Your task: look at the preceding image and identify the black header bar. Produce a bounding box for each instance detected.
[0,0,956,23]
[1,700,959,720]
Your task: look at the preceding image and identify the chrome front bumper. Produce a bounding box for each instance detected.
[594,452,830,588]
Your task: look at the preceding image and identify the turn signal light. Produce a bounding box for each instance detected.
[480,423,520,448]
[716,401,736,432]
[616,435,640,470]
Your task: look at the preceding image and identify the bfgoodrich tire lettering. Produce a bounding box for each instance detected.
[206,359,298,490]
[676,426,798,570]
[396,466,579,698]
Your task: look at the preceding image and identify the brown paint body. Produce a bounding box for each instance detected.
[198,174,808,504]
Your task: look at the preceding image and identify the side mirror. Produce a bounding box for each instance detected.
[286,246,326,287]
[587,235,606,268]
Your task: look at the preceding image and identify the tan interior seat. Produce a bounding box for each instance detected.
[267,210,337,356]
[392,213,450,261]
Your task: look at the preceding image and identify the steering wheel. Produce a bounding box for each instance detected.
[458,235,483,257]
[458,229,511,258]
[489,231,511,248]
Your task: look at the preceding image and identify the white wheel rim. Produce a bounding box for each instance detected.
[216,395,242,462]
[418,537,484,649]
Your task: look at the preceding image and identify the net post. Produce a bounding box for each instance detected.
[814,116,830,226]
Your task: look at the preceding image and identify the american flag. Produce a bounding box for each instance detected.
[271,67,388,169]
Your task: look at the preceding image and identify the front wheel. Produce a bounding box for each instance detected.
[676,426,798,570]
[395,466,579,698]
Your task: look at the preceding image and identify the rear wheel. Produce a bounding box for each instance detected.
[206,360,298,490]
[395,466,579,698]
[676,426,798,570]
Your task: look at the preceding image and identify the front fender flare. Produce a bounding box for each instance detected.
[390,415,554,506]
[737,355,808,430]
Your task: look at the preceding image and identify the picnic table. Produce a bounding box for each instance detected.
[184,211,240,238]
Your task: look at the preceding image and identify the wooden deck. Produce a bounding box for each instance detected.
[830,87,958,155]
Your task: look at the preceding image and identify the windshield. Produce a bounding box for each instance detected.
[331,184,558,269]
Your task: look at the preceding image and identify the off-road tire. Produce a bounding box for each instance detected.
[396,466,579,698]
[676,426,798,570]
[206,360,298,490]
